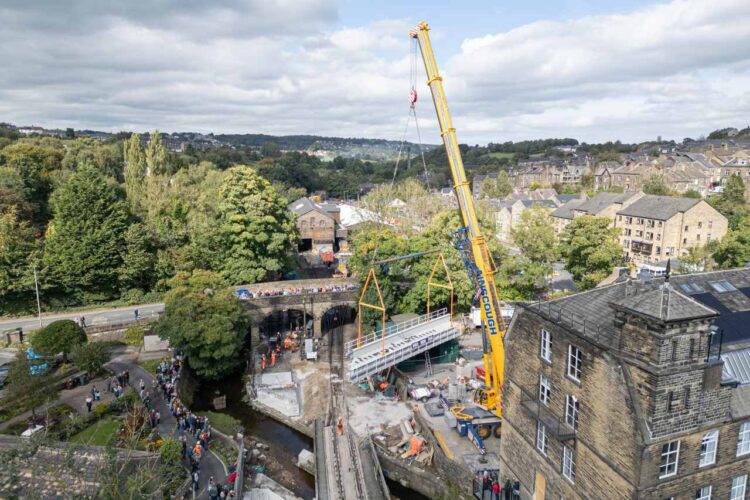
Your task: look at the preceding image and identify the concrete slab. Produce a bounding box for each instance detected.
[246,473,302,500]
[260,371,294,388]
[297,449,315,475]
[257,388,300,417]
[345,394,413,436]
[143,335,169,352]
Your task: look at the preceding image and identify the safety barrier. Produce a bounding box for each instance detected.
[345,308,449,355]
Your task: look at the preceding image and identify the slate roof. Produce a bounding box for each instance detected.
[616,195,700,220]
[551,199,586,220]
[722,349,750,386]
[575,192,638,215]
[557,194,582,204]
[521,199,558,209]
[611,285,717,322]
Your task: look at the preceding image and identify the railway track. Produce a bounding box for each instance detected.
[325,321,368,500]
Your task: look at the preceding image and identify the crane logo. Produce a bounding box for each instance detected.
[475,270,498,337]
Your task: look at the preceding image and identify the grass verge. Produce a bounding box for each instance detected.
[69,416,120,446]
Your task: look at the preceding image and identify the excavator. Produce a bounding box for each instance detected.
[410,22,508,443]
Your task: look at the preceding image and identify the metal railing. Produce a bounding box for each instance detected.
[348,325,458,382]
[518,384,576,442]
[344,308,449,354]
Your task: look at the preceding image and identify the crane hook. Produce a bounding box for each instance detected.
[409,88,418,109]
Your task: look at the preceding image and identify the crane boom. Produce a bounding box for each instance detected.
[410,22,507,417]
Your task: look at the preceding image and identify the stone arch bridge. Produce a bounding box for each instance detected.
[236,278,358,346]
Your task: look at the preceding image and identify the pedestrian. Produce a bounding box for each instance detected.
[94,388,101,401]
[156,410,161,425]
[208,477,218,500]
[134,308,139,320]
[85,396,92,412]
[180,433,188,458]
[139,378,145,391]
[80,316,86,328]
[140,388,146,400]
[337,417,343,435]
[271,351,276,368]
[124,370,129,385]
[492,481,500,500]
[192,470,200,492]
[106,379,111,393]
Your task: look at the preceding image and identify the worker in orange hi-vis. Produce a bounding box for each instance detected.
[337,417,343,435]
[261,354,266,371]
[284,337,291,350]
[271,351,276,367]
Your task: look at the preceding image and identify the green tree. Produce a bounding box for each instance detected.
[642,175,673,196]
[682,189,701,199]
[155,277,248,380]
[31,319,87,361]
[724,174,746,205]
[159,438,186,495]
[511,205,558,264]
[69,342,108,375]
[214,166,298,284]
[43,165,130,301]
[3,351,59,417]
[145,130,167,176]
[495,170,513,198]
[713,224,750,268]
[560,215,622,289]
[0,209,40,314]
[261,141,282,158]
[118,223,157,293]
[123,133,146,205]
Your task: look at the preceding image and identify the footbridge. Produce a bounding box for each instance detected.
[346,308,458,382]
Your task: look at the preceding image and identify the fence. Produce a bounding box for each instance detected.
[526,301,619,349]
[345,308,449,355]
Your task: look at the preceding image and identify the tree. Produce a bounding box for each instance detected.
[713,224,750,268]
[511,205,558,264]
[0,209,40,314]
[495,171,513,198]
[65,128,75,139]
[123,133,146,205]
[69,342,108,375]
[261,141,282,158]
[642,175,673,196]
[118,223,157,293]
[43,165,130,301]
[145,130,167,176]
[159,438,186,495]
[724,174,746,205]
[31,319,87,360]
[214,166,298,284]
[560,215,622,289]
[4,351,59,417]
[682,189,701,199]
[155,277,248,380]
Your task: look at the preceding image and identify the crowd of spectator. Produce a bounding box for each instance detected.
[237,283,356,300]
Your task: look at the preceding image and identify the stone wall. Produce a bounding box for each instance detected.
[374,446,446,499]
[413,410,475,499]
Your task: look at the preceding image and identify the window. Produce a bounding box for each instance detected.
[696,234,701,241]
[667,391,675,413]
[539,374,551,406]
[731,475,747,500]
[624,239,630,248]
[562,446,576,483]
[647,219,655,228]
[637,218,644,225]
[656,246,662,255]
[699,430,718,467]
[567,345,582,382]
[685,225,689,232]
[624,228,632,236]
[708,220,713,229]
[636,230,644,237]
[671,340,679,361]
[657,233,661,241]
[683,238,688,245]
[695,485,712,500]
[698,221,702,229]
[659,440,680,478]
[540,329,551,362]
[684,387,691,408]
[565,395,579,430]
[711,280,738,293]
[688,339,696,359]
[625,216,632,224]
[646,232,653,240]
[658,221,663,227]
[739,421,750,456]
[536,422,548,455]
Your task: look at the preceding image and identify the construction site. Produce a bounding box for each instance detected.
[210,20,750,500]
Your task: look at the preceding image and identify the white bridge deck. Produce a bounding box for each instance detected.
[347,309,458,382]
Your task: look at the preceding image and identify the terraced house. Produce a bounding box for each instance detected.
[499,268,750,500]
[614,195,727,263]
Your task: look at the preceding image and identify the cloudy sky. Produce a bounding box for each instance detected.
[1,0,749,143]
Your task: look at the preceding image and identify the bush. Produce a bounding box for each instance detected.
[31,320,87,360]
[123,326,146,346]
[197,411,241,436]
[94,402,109,419]
[69,342,108,375]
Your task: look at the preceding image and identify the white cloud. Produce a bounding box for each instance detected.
[0,0,749,143]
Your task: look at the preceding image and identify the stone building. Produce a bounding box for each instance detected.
[551,192,642,235]
[493,199,557,243]
[288,197,341,254]
[614,195,728,263]
[610,162,658,191]
[499,269,750,499]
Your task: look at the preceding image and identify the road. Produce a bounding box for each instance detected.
[0,303,164,333]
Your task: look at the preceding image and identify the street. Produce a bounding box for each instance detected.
[0,303,165,334]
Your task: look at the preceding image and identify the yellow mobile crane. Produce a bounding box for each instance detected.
[410,22,507,421]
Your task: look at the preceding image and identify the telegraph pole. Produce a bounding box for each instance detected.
[33,266,42,328]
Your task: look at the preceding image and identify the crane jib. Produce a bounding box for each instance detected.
[475,270,498,337]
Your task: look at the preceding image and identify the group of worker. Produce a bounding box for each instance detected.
[259,332,300,371]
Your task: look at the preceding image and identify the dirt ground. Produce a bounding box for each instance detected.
[288,357,331,423]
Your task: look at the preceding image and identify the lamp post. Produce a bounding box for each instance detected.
[33,266,42,329]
